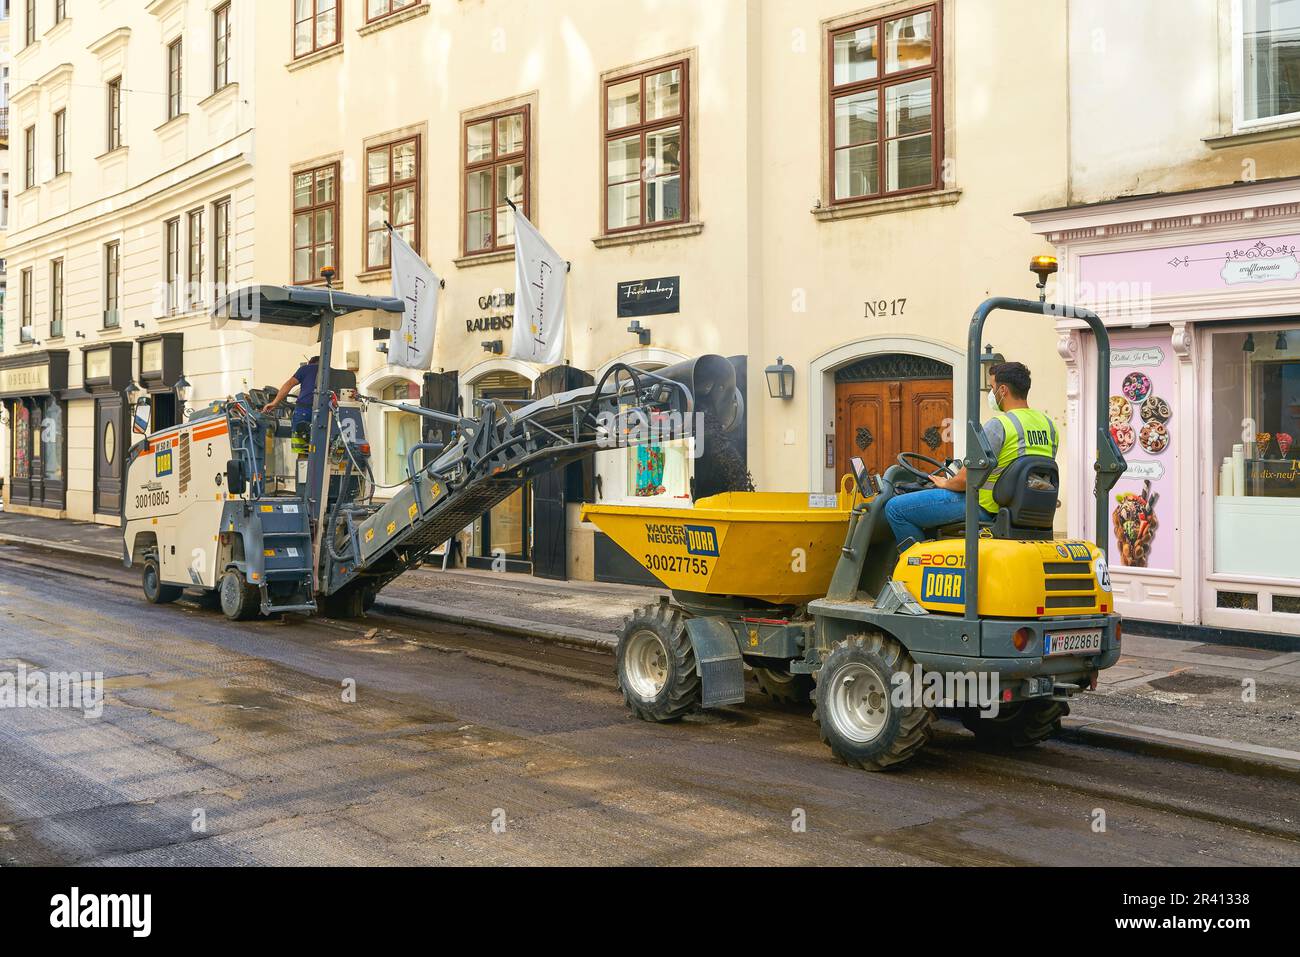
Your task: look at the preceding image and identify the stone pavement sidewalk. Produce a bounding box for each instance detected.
[3,509,1297,767]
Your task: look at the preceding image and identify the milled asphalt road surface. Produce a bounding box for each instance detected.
[1,545,1297,866]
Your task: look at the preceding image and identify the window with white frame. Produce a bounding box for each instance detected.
[1237,0,1300,127]
[164,217,181,314]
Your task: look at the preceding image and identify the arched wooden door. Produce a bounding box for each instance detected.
[834,354,953,485]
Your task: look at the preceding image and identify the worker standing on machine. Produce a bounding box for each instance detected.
[262,355,320,454]
[883,361,1059,550]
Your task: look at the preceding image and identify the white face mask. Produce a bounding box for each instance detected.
[988,388,1002,412]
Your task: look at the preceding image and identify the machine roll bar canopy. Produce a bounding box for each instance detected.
[210,285,405,327]
[212,284,406,534]
[961,298,1126,623]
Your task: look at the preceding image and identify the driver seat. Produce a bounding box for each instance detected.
[932,455,1060,541]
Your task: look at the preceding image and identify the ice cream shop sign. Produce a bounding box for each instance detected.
[1218,240,1300,285]
[1078,233,1300,302]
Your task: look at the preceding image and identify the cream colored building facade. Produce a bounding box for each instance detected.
[250,0,1074,581]
[0,0,255,524]
[1022,0,1300,637]
[2,0,1086,587]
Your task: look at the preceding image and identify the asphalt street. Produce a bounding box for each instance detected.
[1,544,1297,866]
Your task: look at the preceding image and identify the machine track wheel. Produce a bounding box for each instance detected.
[219,569,261,622]
[142,558,183,605]
[812,632,934,771]
[960,699,1069,749]
[320,586,366,620]
[753,666,813,707]
[194,589,223,610]
[616,602,701,723]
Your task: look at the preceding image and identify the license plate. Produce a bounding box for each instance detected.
[1044,629,1103,656]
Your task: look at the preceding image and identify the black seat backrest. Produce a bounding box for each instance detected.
[990,454,1058,538]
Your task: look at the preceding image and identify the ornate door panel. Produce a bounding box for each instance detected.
[901,380,954,463]
[836,376,953,485]
[835,381,892,483]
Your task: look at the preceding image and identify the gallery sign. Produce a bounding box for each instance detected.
[466,290,514,334]
[617,277,680,319]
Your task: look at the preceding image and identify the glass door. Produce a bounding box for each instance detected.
[470,377,531,568]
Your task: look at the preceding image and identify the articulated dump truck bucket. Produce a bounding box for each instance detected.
[582,488,857,606]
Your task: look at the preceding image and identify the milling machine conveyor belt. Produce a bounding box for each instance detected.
[324,362,695,596]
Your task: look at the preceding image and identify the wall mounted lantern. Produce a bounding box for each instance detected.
[765,356,795,400]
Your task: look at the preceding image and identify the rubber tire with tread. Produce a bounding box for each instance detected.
[616,603,702,723]
[753,666,813,706]
[219,569,261,622]
[143,559,183,605]
[960,699,1069,749]
[812,632,935,771]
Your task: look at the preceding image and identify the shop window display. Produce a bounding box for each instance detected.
[1107,335,1178,570]
[42,399,62,482]
[1211,328,1300,579]
[12,401,31,480]
[630,439,691,499]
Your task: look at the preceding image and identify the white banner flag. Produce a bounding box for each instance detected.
[510,210,567,365]
[389,228,440,371]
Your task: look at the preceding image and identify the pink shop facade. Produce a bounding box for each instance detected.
[1023,177,1300,640]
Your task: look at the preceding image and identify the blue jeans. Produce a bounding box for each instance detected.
[884,488,991,549]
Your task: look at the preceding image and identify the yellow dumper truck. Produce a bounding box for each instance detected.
[585,298,1127,771]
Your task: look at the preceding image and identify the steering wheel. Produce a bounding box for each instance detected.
[896,452,956,486]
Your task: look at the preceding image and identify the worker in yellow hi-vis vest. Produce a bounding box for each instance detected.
[884,361,1059,550]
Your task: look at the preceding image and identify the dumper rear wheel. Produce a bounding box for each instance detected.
[617,603,701,723]
[219,569,260,622]
[753,666,813,707]
[960,699,1068,748]
[143,558,183,605]
[813,633,934,771]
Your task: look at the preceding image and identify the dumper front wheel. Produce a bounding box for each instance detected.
[617,604,701,723]
[960,699,1068,749]
[219,569,260,622]
[813,633,934,771]
[753,666,813,707]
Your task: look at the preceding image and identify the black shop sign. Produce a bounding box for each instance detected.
[617,276,680,319]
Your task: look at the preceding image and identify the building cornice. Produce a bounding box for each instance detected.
[37,62,75,89]
[146,0,186,19]
[88,27,132,58]
[1019,176,1300,242]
